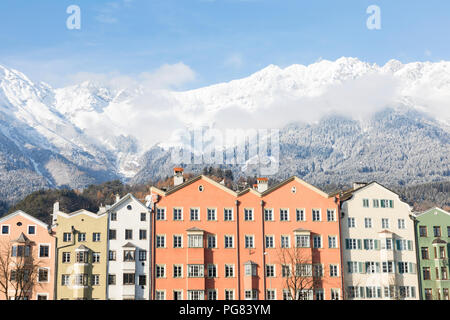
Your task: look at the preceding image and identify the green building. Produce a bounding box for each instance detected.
[414,207,450,300]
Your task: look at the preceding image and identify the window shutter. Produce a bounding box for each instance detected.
[398,262,402,274]
[376,262,380,273]
[11,246,17,257]
[364,239,368,250]
[359,287,365,298]
[357,239,362,250]
[407,240,413,251]
[377,287,381,298]
[345,239,350,250]
[396,240,401,251]
[411,287,416,298]
[347,262,352,273]
[375,240,380,250]
[358,262,365,274]
[409,263,416,274]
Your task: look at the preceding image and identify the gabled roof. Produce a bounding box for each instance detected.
[414,207,450,218]
[0,210,49,229]
[122,242,136,248]
[338,181,404,204]
[187,227,204,233]
[244,260,257,265]
[76,244,90,251]
[378,230,393,234]
[293,228,310,233]
[107,193,152,213]
[11,233,31,244]
[56,209,105,219]
[151,175,332,199]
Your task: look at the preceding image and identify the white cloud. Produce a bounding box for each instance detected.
[224,53,244,69]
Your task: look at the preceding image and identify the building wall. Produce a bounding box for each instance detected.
[0,211,55,300]
[415,208,450,300]
[54,210,108,300]
[152,176,342,300]
[107,195,152,300]
[341,183,419,300]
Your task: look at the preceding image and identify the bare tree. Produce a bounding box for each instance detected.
[0,237,42,300]
[276,246,323,300]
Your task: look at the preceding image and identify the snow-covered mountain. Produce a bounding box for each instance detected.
[0,57,449,204]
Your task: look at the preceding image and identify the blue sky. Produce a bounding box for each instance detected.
[1,0,449,88]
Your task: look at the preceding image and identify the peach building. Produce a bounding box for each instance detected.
[0,211,55,300]
[149,169,343,300]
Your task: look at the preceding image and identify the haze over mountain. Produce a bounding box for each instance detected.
[0,58,449,204]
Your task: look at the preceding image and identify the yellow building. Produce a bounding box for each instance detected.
[52,202,108,300]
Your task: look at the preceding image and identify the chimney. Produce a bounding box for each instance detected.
[52,202,59,225]
[174,167,184,186]
[256,178,269,192]
[353,182,367,190]
[115,194,120,203]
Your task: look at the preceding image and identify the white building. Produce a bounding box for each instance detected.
[104,194,152,300]
[339,182,419,300]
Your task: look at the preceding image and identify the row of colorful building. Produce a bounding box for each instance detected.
[0,168,448,300]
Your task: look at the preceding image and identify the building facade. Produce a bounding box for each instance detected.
[414,207,450,300]
[105,194,152,300]
[0,211,55,300]
[53,203,108,300]
[150,171,343,300]
[340,182,419,300]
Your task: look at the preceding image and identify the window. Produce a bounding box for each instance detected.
[385,238,393,250]
[207,264,217,278]
[77,233,86,242]
[188,264,204,278]
[419,226,427,237]
[93,233,101,242]
[38,268,49,282]
[155,291,165,300]
[366,262,379,274]
[225,290,234,300]
[398,262,409,274]
[139,229,147,240]
[283,290,292,300]
[190,208,199,221]
[296,209,305,221]
[373,199,379,208]
[425,289,433,300]
[244,209,254,221]
[442,268,448,280]
[173,265,183,278]
[37,294,48,300]
[347,261,358,274]
[127,205,132,211]
[265,265,275,277]
[156,235,166,248]
[224,235,234,248]
[207,290,217,300]
[366,287,380,299]
[155,265,165,278]
[364,239,376,250]
[63,232,72,242]
[245,235,255,248]
[396,239,410,251]
[225,265,235,278]
[327,209,336,222]
[382,218,389,229]
[207,209,216,221]
[173,290,182,300]
[312,209,321,222]
[109,229,116,240]
[27,226,36,235]
[110,212,117,221]
[76,251,88,264]
[173,208,183,221]
[140,212,146,221]
[348,286,359,299]
[363,199,369,208]
[245,263,257,276]
[224,209,233,221]
[423,267,431,280]
[382,261,394,273]
[265,235,274,248]
[328,236,337,248]
[421,247,429,260]
[280,235,290,248]
[91,274,100,286]
[448,226,450,237]
[62,252,71,263]
[109,250,116,261]
[364,218,372,228]
[280,209,289,221]
[297,289,313,300]
[108,274,116,285]
[296,234,310,248]
[139,250,147,261]
[439,246,446,259]
[264,209,274,221]
[1,225,9,234]
[156,208,165,220]
[348,217,356,228]
[74,274,88,286]
[313,235,322,248]
[282,265,291,277]
[173,235,183,248]
[433,226,441,237]
[296,264,312,277]
[61,275,70,286]
[123,250,135,262]
[188,234,203,248]
[314,264,324,277]
[123,273,135,285]
[92,252,100,263]
[139,275,146,286]
[398,219,405,229]
[245,290,258,300]
[39,245,49,258]
[399,286,415,299]
[207,235,216,249]
[331,289,340,300]
[125,229,133,240]
[266,290,276,300]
